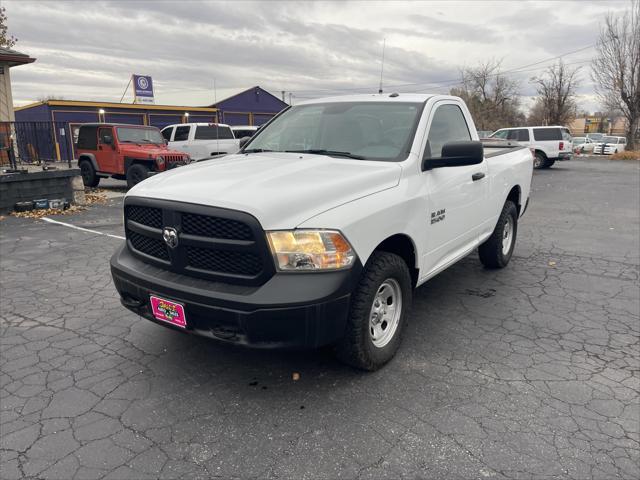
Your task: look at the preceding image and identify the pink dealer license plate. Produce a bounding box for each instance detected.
[150,296,187,328]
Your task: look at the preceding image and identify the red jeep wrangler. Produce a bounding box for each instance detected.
[75,123,191,188]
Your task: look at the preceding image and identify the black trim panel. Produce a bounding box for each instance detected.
[111,244,362,348]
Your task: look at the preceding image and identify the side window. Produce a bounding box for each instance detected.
[173,126,190,142]
[426,104,471,158]
[533,128,562,141]
[621,138,626,144]
[491,130,508,139]
[161,127,173,141]
[517,129,530,141]
[98,127,112,144]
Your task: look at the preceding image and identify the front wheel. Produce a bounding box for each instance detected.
[79,160,99,187]
[335,252,412,371]
[478,200,518,269]
[126,163,150,188]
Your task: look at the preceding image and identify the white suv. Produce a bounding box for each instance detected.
[161,123,240,160]
[490,126,573,169]
[593,136,627,155]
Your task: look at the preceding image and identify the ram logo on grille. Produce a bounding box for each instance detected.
[162,227,179,249]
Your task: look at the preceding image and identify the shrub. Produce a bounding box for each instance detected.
[611,151,640,160]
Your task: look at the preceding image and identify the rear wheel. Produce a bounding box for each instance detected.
[479,200,518,269]
[126,163,149,188]
[79,160,99,187]
[335,252,412,371]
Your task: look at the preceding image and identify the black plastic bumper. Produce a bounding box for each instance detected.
[110,244,361,348]
[557,152,572,161]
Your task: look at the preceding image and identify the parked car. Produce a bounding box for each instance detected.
[231,125,259,139]
[161,123,240,160]
[586,133,605,142]
[572,137,595,154]
[489,126,573,169]
[76,123,191,188]
[593,136,627,155]
[111,93,533,371]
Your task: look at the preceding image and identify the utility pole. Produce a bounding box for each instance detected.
[288,93,293,105]
[281,91,285,102]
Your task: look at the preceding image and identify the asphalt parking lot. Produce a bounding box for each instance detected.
[1,157,638,479]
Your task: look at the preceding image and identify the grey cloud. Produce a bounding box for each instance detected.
[6,0,621,108]
[400,14,503,43]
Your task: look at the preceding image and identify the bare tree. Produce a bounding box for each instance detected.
[450,60,525,131]
[0,7,18,48]
[531,60,581,126]
[527,98,548,126]
[592,0,640,149]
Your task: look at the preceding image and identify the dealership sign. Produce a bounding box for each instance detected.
[133,74,154,104]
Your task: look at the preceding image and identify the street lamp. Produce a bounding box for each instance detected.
[184,112,190,123]
[98,109,105,123]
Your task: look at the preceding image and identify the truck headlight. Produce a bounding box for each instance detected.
[266,230,355,271]
[156,156,166,170]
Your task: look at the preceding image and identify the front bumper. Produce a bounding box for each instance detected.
[110,244,361,348]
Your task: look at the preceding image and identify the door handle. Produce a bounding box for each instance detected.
[472,172,485,181]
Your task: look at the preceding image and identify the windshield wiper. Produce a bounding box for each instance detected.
[243,148,274,153]
[285,149,366,160]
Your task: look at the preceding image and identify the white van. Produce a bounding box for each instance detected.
[161,123,240,160]
[593,136,627,155]
[489,126,573,169]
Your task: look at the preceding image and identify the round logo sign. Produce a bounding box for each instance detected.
[137,76,149,90]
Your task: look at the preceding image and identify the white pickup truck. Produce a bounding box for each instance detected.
[111,94,533,370]
[161,122,240,160]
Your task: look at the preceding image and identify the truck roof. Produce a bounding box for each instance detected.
[164,122,232,128]
[297,93,440,105]
[79,123,159,128]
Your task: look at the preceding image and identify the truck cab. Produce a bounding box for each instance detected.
[75,123,191,188]
[161,123,240,160]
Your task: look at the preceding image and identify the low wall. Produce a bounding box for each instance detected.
[0,169,86,213]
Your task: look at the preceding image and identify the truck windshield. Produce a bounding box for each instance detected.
[116,127,164,144]
[244,102,423,161]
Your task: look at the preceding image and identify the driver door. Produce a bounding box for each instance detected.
[422,102,489,273]
[96,127,118,173]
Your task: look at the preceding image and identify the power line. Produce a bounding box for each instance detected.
[286,43,599,96]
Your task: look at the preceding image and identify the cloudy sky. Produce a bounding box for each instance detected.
[4,0,631,113]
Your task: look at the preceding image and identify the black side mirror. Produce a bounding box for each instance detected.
[239,136,251,149]
[422,141,484,171]
[164,139,169,145]
[103,135,113,145]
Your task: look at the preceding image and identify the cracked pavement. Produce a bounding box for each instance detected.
[1,157,638,479]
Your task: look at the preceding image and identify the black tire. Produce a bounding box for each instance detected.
[79,160,99,187]
[543,159,555,168]
[479,200,518,269]
[533,152,546,169]
[335,252,412,371]
[126,163,150,188]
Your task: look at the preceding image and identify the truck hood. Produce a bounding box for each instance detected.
[127,152,402,229]
[121,144,186,157]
